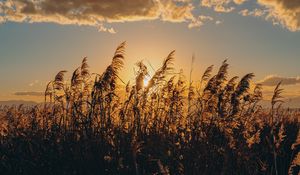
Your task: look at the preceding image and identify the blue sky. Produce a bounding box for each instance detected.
[0,0,300,102]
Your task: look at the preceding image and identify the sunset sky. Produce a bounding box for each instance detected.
[0,0,300,104]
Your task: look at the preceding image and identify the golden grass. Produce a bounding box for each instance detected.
[0,42,299,175]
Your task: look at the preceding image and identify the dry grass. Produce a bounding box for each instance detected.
[0,42,300,175]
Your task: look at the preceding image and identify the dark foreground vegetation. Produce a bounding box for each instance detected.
[0,42,299,175]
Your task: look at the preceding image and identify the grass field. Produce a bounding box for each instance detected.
[0,43,299,175]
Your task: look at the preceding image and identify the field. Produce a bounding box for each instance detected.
[0,42,299,175]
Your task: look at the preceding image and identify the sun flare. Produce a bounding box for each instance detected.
[143,77,150,87]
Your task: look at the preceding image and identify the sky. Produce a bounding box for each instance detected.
[0,0,300,104]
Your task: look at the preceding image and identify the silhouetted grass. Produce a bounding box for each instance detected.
[0,42,299,175]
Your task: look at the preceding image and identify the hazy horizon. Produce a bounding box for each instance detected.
[1,0,300,105]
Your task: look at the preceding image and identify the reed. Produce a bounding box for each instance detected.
[0,42,299,175]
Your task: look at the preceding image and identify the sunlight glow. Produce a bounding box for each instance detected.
[143,76,150,87]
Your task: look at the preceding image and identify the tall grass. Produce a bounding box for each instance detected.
[0,42,299,175]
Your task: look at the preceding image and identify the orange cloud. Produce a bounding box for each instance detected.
[201,0,247,13]
[233,0,247,4]
[2,0,298,32]
[0,0,201,30]
[239,9,266,17]
[161,0,194,22]
[257,0,300,31]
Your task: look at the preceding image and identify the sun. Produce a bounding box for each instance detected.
[143,76,150,87]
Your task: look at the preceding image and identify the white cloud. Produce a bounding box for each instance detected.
[97,23,116,34]
[188,15,213,28]
[215,20,223,25]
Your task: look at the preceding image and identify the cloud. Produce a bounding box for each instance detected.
[200,0,247,13]
[160,0,195,22]
[97,23,116,34]
[0,0,160,24]
[29,80,40,87]
[258,75,300,86]
[188,15,213,28]
[239,8,266,17]
[215,20,223,25]
[0,0,201,30]
[200,0,300,31]
[257,0,300,31]
[14,91,44,96]
[233,0,247,5]
[1,0,299,32]
[0,16,5,24]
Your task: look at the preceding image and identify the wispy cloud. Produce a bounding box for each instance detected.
[14,91,44,96]
[97,23,116,34]
[188,15,213,28]
[258,75,300,86]
[202,0,300,31]
[215,20,223,25]
[239,8,266,17]
[29,80,40,87]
